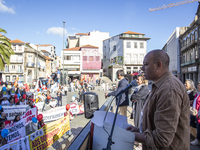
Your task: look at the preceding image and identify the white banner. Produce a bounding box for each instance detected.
[21,107,37,125]
[5,119,26,143]
[69,103,84,115]
[35,102,44,111]
[3,105,28,120]
[38,106,66,122]
[1,136,30,150]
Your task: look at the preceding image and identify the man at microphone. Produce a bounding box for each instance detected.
[126,50,190,150]
[105,69,129,116]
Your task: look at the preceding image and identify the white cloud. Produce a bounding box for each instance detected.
[47,27,67,37]
[0,0,15,14]
[71,27,78,31]
[36,31,40,34]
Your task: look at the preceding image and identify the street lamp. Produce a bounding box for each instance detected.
[62,21,65,85]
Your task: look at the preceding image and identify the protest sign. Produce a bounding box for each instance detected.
[1,136,30,150]
[38,106,66,122]
[29,115,70,150]
[69,103,84,115]
[5,119,26,143]
[21,107,37,125]
[3,105,28,120]
[35,101,44,111]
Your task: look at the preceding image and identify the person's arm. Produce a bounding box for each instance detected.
[107,80,122,97]
[144,89,186,148]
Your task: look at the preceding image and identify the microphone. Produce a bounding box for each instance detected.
[116,80,137,97]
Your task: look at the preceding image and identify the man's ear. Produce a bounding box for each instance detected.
[156,61,162,70]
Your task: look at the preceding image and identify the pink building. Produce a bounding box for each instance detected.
[81,45,101,83]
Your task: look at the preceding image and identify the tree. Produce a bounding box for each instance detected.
[0,28,14,70]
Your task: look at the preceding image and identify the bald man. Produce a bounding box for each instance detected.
[127,50,190,149]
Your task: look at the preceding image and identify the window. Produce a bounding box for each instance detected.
[18,65,22,72]
[127,67,131,69]
[18,45,22,51]
[96,56,100,61]
[73,55,80,61]
[89,56,93,61]
[126,54,131,63]
[134,42,137,48]
[134,35,139,38]
[83,56,87,61]
[195,31,197,41]
[133,67,138,69]
[104,56,106,59]
[28,55,33,63]
[113,45,116,51]
[139,54,144,64]
[67,55,71,60]
[13,45,16,51]
[6,76,10,82]
[140,42,144,48]
[12,65,15,69]
[133,54,138,64]
[126,42,131,48]
[13,75,16,80]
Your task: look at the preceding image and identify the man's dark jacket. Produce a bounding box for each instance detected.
[107,78,129,106]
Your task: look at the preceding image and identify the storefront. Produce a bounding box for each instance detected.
[181,65,198,85]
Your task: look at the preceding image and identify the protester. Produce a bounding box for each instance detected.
[0,122,7,147]
[190,82,200,145]
[105,70,129,116]
[49,98,57,109]
[9,99,15,106]
[64,85,68,96]
[0,112,7,123]
[20,98,27,105]
[13,115,20,123]
[57,90,62,106]
[64,104,73,136]
[130,74,149,128]
[70,82,74,92]
[185,79,197,105]
[1,97,9,106]
[26,100,34,111]
[126,50,190,149]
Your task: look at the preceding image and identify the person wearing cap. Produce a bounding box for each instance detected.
[20,98,27,105]
[64,104,73,136]
[49,98,57,109]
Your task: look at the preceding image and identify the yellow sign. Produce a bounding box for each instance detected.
[3,91,7,95]
[29,115,70,150]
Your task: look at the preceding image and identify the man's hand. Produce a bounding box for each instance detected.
[190,100,194,106]
[126,125,139,132]
[132,100,137,102]
[105,93,108,98]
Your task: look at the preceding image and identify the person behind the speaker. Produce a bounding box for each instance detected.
[105,69,129,116]
[126,50,190,150]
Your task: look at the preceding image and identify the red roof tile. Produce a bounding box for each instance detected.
[41,50,49,53]
[81,44,98,48]
[36,44,53,47]
[10,39,25,44]
[123,31,144,35]
[63,47,81,51]
[75,33,88,35]
[44,55,53,60]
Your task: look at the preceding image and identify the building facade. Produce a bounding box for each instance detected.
[103,31,150,81]
[179,17,198,85]
[80,45,101,83]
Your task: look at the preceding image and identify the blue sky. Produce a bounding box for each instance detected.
[0,0,198,56]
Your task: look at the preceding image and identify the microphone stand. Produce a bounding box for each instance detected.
[103,93,122,150]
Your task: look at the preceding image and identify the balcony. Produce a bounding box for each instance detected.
[10,59,23,63]
[181,40,197,52]
[181,59,196,67]
[17,70,23,73]
[26,62,35,67]
[4,69,9,73]
[124,60,143,65]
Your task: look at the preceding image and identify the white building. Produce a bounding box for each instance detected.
[162,27,188,78]
[103,31,150,81]
[37,44,57,73]
[61,47,82,80]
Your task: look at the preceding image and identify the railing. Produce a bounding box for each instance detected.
[26,62,35,67]
[4,69,9,72]
[68,96,114,150]
[124,60,143,65]
[18,70,23,73]
[10,59,23,63]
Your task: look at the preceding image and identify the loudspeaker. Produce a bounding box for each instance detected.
[124,74,134,94]
[83,92,99,119]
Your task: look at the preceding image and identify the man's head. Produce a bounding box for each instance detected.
[116,70,124,80]
[141,50,170,82]
[1,112,6,118]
